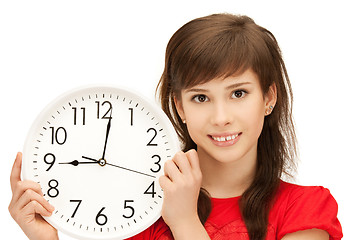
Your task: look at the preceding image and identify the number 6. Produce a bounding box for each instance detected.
[95,207,108,226]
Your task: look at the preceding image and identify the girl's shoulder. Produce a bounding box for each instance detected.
[270,180,343,240]
[275,180,333,201]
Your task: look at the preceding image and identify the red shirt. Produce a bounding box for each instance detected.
[127,181,343,240]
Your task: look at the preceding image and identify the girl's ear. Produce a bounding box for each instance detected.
[265,83,277,114]
[174,96,186,122]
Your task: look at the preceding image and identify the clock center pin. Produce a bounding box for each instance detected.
[98,159,106,167]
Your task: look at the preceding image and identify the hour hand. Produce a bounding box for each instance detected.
[82,156,106,166]
[59,160,99,166]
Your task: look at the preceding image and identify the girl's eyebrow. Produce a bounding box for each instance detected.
[225,82,252,90]
[184,88,209,93]
[184,82,252,93]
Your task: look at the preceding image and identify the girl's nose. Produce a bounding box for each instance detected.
[210,101,233,127]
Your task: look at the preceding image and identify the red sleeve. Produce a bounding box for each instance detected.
[277,186,343,240]
[126,217,173,240]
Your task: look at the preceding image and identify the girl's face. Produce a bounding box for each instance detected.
[175,68,276,165]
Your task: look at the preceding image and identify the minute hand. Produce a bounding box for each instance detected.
[106,162,156,178]
[81,156,155,178]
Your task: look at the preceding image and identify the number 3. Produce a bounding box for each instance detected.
[150,155,161,173]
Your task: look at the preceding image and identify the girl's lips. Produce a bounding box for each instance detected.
[208,132,242,147]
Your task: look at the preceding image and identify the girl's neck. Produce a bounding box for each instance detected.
[197,146,257,199]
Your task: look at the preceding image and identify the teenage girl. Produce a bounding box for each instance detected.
[9,13,343,240]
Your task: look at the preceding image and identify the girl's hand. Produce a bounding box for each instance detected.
[159,149,203,233]
[9,152,59,240]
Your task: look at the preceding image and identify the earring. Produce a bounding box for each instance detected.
[266,105,274,115]
[182,119,186,124]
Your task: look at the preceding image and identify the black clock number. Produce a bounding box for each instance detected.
[96,101,112,119]
[144,181,156,198]
[47,179,59,198]
[50,127,67,145]
[150,155,161,173]
[72,107,85,125]
[70,200,82,218]
[123,200,135,219]
[95,207,108,226]
[146,128,158,146]
[44,153,56,171]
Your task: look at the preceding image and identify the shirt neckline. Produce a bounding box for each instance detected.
[211,195,241,203]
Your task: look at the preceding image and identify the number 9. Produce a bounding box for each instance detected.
[44,153,56,171]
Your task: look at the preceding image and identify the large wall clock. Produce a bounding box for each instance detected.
[22,85,180,239]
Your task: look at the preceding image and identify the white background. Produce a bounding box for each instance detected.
[1,1,358,239]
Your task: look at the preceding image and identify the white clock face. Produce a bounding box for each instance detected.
[22,86,180,240]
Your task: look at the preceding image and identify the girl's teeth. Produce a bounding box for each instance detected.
[212,134,238,142]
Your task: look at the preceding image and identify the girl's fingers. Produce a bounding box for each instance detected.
[164,150,202,182]
[185,149,201,172]
[16,188,54,214]
[9,152,54,219]
[21,199,53,219]
[10,152,22,193]
[11,180,43,205]
[186,150,202,180]
[172,151,192,176]
[159,175,172,190]
[164,159,181,182]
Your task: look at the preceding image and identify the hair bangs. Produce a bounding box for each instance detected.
[169,20,274,95]
[173,32,256,92]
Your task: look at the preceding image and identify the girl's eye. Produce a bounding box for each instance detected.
[232,90,246,99]
[193,94,208,103]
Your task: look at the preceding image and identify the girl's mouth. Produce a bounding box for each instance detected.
[208,132,242,147]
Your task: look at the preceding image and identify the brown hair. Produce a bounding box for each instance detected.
[157,13,297,240]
